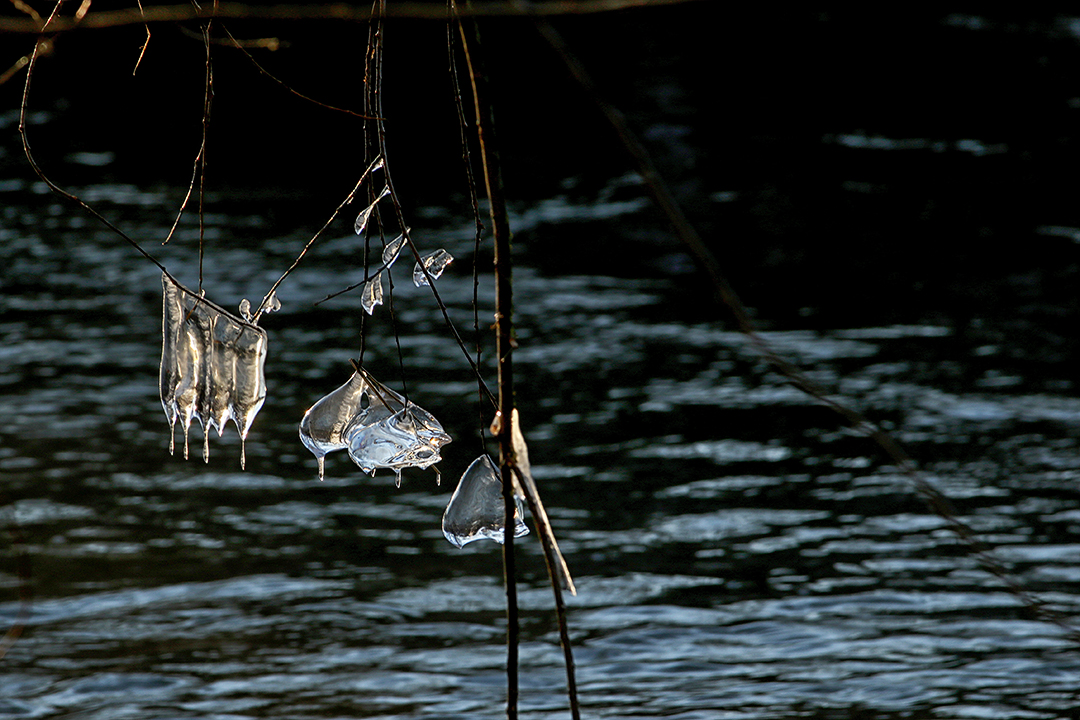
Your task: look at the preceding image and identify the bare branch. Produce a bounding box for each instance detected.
[0,0,704,33]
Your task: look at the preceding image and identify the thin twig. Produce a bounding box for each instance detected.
[250,155,385,324]
[197,15,215,292]
[220,26,377,119]
[0,0,707,33]
[454,6,520,716]
[445,1,489,450]
[19,0,180,287]
[131,0,150,74]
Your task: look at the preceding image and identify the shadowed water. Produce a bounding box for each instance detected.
[3,9,1080,720]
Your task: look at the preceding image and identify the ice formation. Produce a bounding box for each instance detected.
[412,249,453,287]
[299,367,451,483]
[382,231,406,267]
[442,454,529,548]
[160,273,268,469]
[361,271,383,315]
[354,185,391,235]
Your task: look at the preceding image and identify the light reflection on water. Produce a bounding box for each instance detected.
[2,177,1079,719]
[4,55,1080,720]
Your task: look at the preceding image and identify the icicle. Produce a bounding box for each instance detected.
[442,455,528,548]
[354,184,391,235]
[238,298,252,322]
[160,273,268,468]
[361,271,384,315]
[382,230,407,268]
[413,249,453,287]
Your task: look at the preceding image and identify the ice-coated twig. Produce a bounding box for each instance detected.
[361,271,384,315]
[354,184,391,235]
[412,249,453,287]
[160,273,268,470]
[251,156,384,324]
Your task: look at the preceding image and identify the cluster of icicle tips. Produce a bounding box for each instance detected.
[159,273,276,469]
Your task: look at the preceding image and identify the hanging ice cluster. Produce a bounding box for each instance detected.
[442,454,529,548]
[412,249,453,287]
[159,273,268,469]
[299,367,451,485]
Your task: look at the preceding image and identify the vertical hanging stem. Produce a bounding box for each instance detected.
[457,14,518,719]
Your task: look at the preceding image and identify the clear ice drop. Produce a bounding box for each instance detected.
[361,271,384,315]
[299,370,386,480]
[442,455,529,548]
[238,298,252,321]
[354,184,391,235]
[412,249,453,287]
[160,273,268,469]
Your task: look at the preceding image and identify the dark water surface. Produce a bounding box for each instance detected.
[2,7,1080,719]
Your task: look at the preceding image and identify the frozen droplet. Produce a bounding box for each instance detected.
[361,271,384,315]
[299,370,375,480]
[442,455,528,548]
[354,184,391,235]
[413,249,453,287]
[300,367,450,481]
[265,291,282,313]
[344,405,450,478]
[382,231,407,268]
[238,298,252,322]
[160,273,268,469]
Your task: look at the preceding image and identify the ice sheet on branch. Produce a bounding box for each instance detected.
[413,249,453,287]
[442,454,529,548]
[159,273,268,469]
[354,185,391,236]
[299,366,451,484]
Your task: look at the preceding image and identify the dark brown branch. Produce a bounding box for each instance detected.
[455,7,520,716]
[0,0,704,33]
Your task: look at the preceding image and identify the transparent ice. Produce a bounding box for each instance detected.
[344,405,451,486]
[299,367,450,482]
[382,231,407,268]
[361,271,384,315]
[354,184,391,235]
[442,454,529,548]
[412,249,453,287]
[160,273,268,469]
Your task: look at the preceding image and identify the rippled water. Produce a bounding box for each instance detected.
[3,9,1080,720]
